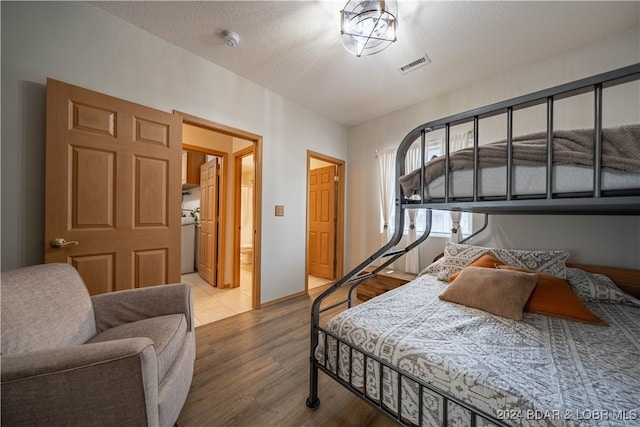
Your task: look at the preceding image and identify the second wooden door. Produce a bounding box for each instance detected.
[199,157,219,285]
[308,165,336,280]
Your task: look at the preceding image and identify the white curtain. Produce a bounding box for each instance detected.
[404,146,423,274]
[449,210,462,243]
[240,186,253,246]
[451,130,473,152]
[405,208,418,273]
[377,149,396,266]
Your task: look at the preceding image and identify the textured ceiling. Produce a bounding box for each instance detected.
[90,1,639,126]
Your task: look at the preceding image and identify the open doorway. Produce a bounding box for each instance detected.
[180,149,223,288]
[176,111,263,326]
[234,147,255,296]
[306,151,345,291]
[180,134,227,289]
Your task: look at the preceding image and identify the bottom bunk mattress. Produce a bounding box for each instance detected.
[315,270,640,426]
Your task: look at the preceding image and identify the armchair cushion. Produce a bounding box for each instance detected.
[1,264,96,354]
[87,314,187,381]
[91,283,194,333]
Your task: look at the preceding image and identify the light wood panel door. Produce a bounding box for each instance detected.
[308,165,336,279]
[198,157,219,286]
[44,79,182,295]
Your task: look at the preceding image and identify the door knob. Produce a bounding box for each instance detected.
[50,238,80,248]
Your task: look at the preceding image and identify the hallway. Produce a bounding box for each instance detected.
[181,267,252,327]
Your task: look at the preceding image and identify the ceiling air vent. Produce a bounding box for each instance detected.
[398,54,431,74]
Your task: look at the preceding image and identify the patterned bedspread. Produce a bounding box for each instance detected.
[316,274,640,426]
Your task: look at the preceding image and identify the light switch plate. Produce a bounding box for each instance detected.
[275,205,284,216]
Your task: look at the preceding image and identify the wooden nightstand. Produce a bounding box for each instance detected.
[356,268,417,301]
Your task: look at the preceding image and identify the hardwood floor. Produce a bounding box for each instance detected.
[177,284,396,427]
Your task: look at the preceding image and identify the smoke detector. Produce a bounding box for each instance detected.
[223,30,240,48]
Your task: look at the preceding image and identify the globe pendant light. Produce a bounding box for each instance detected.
[340,0,398,57]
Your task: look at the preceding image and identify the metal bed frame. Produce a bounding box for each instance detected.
[306,64,640,426]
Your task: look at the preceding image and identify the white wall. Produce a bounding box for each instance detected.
[0,1,347,304]
[346,28,640,271]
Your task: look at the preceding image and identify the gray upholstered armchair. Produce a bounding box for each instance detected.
[1,263,195,427]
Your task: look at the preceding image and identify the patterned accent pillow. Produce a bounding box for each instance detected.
[418,258,444,277]
[448,253,503,282]
[566,268,640,307]
[438,242,570,281]
[437,243,488,280]
[491,247,569,278]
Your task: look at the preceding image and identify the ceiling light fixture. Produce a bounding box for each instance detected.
[340,0,398,57]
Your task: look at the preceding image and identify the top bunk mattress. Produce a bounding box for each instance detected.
[399,125,640,200]
[317,270,640,426]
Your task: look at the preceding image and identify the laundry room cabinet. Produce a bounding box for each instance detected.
[182,151,206,189]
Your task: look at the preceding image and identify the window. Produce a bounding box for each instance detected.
[379,139,472,237]
[388,207,472,237]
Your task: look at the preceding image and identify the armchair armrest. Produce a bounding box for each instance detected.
[1,339,159,426]
[91,283,194,332]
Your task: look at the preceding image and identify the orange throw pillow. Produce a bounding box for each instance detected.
[448,253,503,282]
[497,265,606,325]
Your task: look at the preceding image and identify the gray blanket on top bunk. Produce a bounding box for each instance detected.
[399,124,640,198]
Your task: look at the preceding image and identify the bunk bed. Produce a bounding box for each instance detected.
[306,64,640,426]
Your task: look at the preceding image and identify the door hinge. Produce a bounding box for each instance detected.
[334,175,339,182]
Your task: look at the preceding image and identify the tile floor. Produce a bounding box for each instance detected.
[183,268,334,327]
[181,271,253,327]
[308,275,334,289]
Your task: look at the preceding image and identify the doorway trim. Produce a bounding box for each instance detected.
[233,146,255,291]
[175,111,263,309]
[305,150,345,292]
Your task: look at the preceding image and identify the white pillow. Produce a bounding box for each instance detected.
[491,246,569,278]
[437,242,569,281]
[418,258,444,277]
[567,268,640,307]
[437,243,487,280]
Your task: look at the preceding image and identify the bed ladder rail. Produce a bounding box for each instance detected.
[334,211,489,297]
[321,208,432,312]
[307,208,433,410]
[337,245,423,287]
